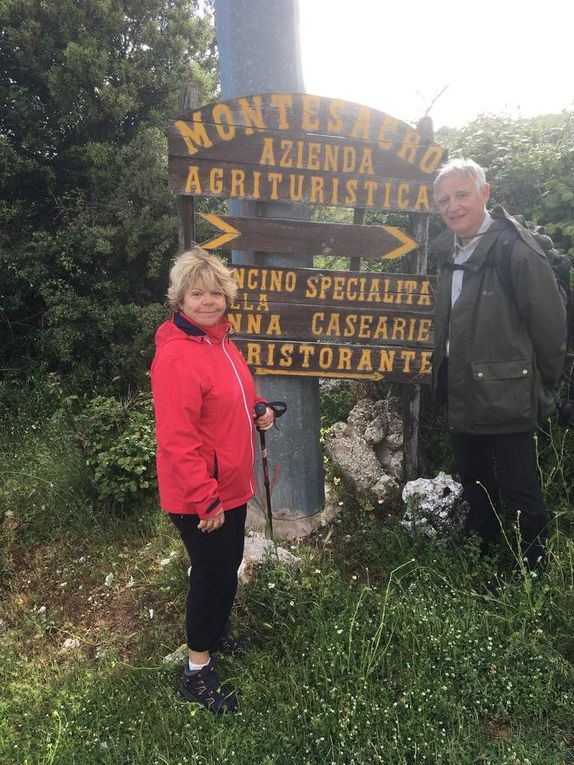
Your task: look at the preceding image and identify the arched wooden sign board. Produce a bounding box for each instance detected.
[168,93,446,212]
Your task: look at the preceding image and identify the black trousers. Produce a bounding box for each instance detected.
[169,505,247,652]
[450,431,548,568]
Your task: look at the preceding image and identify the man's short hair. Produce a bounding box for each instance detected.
[434,158,487,194]
[167,246,238,312]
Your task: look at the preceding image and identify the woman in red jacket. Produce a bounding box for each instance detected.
[151,247,274,714]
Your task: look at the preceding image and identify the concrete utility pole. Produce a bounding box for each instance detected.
[214,0,325,521]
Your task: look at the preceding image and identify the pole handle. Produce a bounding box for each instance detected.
[254,401,287,422]
[254,402,267,417]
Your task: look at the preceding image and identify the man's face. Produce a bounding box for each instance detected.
[434,173,490,241]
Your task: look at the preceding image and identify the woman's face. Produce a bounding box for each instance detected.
[181,283,226,326]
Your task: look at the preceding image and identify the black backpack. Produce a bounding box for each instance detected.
[490,221,574,426]
[490,222,573,348]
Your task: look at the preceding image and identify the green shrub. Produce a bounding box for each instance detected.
[72,393,157,508]
[320,383,357,429]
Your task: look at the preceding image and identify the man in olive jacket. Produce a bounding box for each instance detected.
[432,158,566,569]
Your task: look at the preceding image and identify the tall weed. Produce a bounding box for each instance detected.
[0,413,93,544]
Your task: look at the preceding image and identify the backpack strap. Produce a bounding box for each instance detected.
[486,227,519,301]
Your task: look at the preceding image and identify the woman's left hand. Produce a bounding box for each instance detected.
[254,405,275,431]
[198,507,225,533]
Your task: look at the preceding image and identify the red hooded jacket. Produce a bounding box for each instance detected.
[151,312,261,519]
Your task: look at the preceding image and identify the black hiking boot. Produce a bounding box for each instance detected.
[179,658,238,713]
[211,632,256,659]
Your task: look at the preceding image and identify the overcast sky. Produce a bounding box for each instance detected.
[299,0,574,129]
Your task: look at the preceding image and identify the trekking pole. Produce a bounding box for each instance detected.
[254,401,287,539]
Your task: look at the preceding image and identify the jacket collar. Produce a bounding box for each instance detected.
[457,220,506,272]
[459,204,546,270]
[432,207,511,272]
[174,311,205,336]
[173,311,231,343]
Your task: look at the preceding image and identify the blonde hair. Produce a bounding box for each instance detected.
[167,247,238,311]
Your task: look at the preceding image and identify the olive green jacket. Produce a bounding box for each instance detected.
[431,206,567,434]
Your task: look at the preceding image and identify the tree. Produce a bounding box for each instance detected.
[0,0,218,392]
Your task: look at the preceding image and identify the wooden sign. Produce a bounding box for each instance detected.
[198,213,418,260]
[235,339,432,383]
[229,265,435,382]
[228,302,432,347]
[232,264,434,310]
[168,93,447,212]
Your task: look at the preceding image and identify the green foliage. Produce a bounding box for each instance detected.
[536,416,574,531]
[1,516,573,764]
[0,375,158,551]
[1,390,573,763]
[0,0,217,393]
[0,407,93,544]
[72,393,157,507]
[319,382,357,429]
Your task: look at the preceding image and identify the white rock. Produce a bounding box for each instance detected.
[324,420,382,492]
[160,551,176,567]
[238,532,302,585]
[62,638,80,651]
[163,644,188,664]
[401,472,466,541]
[371,473,400,497]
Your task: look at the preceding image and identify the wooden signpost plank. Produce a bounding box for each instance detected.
[198,213,418,260]
[169,155,434,212]
[234,338,432,383]
[230,264,434,311]
[228,301,433,348]
[167,93,445,175]
[167,92,447,213]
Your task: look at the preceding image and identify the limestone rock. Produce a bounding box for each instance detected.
[325,395,404,496]
[401,472,466,540]
[62,638,81,651]
[371,473,400,498]
[238,531,302,585]
[163,644,188,664]
[325,420,383,492]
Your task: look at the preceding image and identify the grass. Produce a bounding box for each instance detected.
[1,412,574,764]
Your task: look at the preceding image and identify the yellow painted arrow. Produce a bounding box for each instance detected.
[254,368,384,381]
[383,227,418,260]
[197,213,241,249]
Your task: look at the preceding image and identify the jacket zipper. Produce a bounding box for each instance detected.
[221,339,256,494]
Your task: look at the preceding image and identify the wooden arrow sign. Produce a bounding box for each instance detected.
[197,214,418,260]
